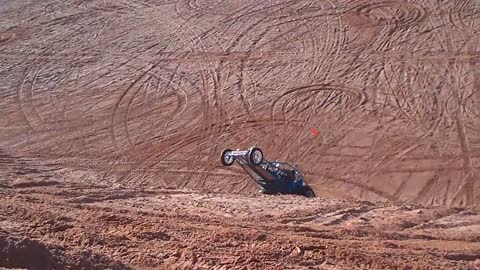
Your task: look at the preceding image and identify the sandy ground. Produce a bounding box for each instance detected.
[0,173,479,269]
[1,0,480,268]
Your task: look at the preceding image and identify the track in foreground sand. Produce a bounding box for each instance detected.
[1,177,479,269]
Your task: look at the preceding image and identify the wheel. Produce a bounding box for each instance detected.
[221,149,234,166]
[302,186,316,198]
[248,147,263,165]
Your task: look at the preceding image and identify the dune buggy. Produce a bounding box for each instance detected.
[221,147,315,198]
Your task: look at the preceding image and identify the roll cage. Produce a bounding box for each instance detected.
[234,155,304,184]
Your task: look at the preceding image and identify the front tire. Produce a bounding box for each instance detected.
[302,186,316,198]
[248,147,263,165]
[221,149,234,166]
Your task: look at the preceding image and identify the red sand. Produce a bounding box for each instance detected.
[1,0,479,268]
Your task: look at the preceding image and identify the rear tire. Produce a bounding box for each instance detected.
[248,147,263,165]
[221,149,234,166]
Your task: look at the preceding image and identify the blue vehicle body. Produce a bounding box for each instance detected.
[221,148,315,198]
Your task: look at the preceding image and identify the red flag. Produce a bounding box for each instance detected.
[310,128,319,136]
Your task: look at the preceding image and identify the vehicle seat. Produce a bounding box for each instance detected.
[285,170,296,180]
